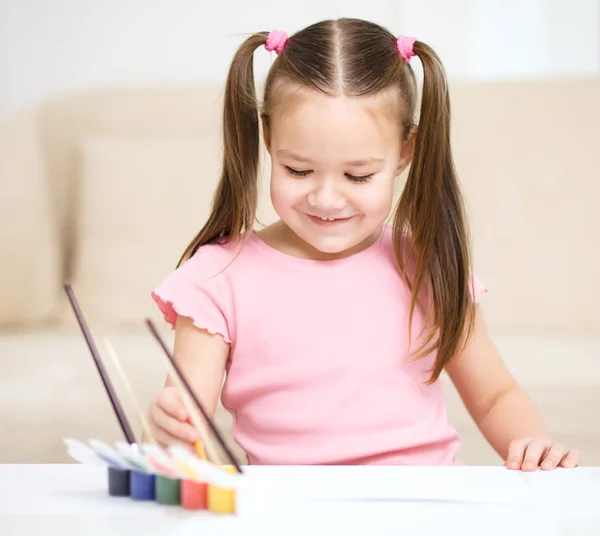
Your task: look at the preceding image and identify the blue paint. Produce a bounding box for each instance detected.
[130,471,156,501]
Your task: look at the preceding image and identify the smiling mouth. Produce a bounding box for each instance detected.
[307,214,354,225]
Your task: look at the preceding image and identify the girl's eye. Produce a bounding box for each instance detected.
[284,166,373,183]
[285,166,312,177]
[345,173,374,183]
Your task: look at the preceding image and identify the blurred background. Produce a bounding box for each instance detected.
[1,0,599,466]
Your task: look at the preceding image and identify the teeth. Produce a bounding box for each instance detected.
[318,217,336,221]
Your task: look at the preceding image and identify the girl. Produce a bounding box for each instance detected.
[148,18,579,471]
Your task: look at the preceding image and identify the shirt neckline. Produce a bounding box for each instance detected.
[248,227,387,269]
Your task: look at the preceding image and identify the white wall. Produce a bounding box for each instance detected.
[1,0,598,118]
[397,0,599,80]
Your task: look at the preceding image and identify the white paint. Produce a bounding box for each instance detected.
[0,0,598,117]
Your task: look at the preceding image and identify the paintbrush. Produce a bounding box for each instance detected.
[103,338,158,447]
[146,318,243,473]
[145,319,224,467]
[64,284,137,445]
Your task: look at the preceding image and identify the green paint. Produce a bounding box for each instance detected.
[155,475,181,505]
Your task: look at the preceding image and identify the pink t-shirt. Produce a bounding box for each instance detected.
[151,226,487,466]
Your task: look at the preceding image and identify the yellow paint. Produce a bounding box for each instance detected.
[208,465,236,514]
[194,440,207,460]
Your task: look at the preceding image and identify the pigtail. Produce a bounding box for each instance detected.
[178,32,269,266]
[393,41,475,383]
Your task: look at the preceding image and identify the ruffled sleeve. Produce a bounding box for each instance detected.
[151,245,232,344]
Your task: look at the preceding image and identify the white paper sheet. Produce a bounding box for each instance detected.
[248,465,531,505]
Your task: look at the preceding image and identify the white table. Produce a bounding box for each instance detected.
[1,464,600,535]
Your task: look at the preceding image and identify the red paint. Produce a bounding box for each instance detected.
[181,479,208,510]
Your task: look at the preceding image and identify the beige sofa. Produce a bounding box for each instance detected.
[1,79,599,465]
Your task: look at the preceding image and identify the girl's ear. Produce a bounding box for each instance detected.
[397,125,418,176]
[261,117,271,154]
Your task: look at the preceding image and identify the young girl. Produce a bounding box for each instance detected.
[147,18,579,471]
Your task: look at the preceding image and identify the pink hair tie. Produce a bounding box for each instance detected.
[396,35,416,63]
[265,30,288,54]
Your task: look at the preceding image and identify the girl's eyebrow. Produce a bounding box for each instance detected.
[275,149,314,163]
[276,149,384,166]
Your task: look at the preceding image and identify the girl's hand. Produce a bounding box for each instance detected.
[148,386,199,448]
[505,437,580,471]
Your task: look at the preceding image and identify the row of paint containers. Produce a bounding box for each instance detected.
[65,438,256,514]
[107,465,237,512]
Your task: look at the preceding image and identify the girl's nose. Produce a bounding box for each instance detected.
[307,181,345,211]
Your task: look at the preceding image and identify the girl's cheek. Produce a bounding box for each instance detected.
[355,185,395,214]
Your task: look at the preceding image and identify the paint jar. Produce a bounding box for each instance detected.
[207,465,237,514]
[130,471,156,501]
[155,475,181,505]
[181,479,208,510]
[107,467,130,497]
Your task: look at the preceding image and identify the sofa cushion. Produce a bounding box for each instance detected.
[0,110,61,327]
[38,87,225,272]
[70,137,225,329]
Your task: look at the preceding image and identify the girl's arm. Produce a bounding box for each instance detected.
[445,305,579,470]
[167,314,229,416]
[147,315,229,447]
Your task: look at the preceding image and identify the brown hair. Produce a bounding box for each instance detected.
[179,18,475,382]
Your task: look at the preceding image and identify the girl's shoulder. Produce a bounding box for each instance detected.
[378,224,488,302]
[180,234,255,277]
[151,236,253,337]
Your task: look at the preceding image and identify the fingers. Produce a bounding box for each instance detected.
[149,399,199,447]
[506,438,553,471]
[521,439,551,471]
[153,427,194,450]
[157,388,188,421]
[540,442,567,471]
[505,437,532,470]
[559,449,580,469]
[151,404,199,442]
[505,438,579,471]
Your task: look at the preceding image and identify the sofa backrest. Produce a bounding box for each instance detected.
[34,79,600,334]
[37,86,226,273]
[450,78,599,334]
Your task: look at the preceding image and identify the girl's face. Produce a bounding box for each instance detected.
[265,89,415,259]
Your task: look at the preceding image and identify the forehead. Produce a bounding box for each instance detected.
[267,86,402,158]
